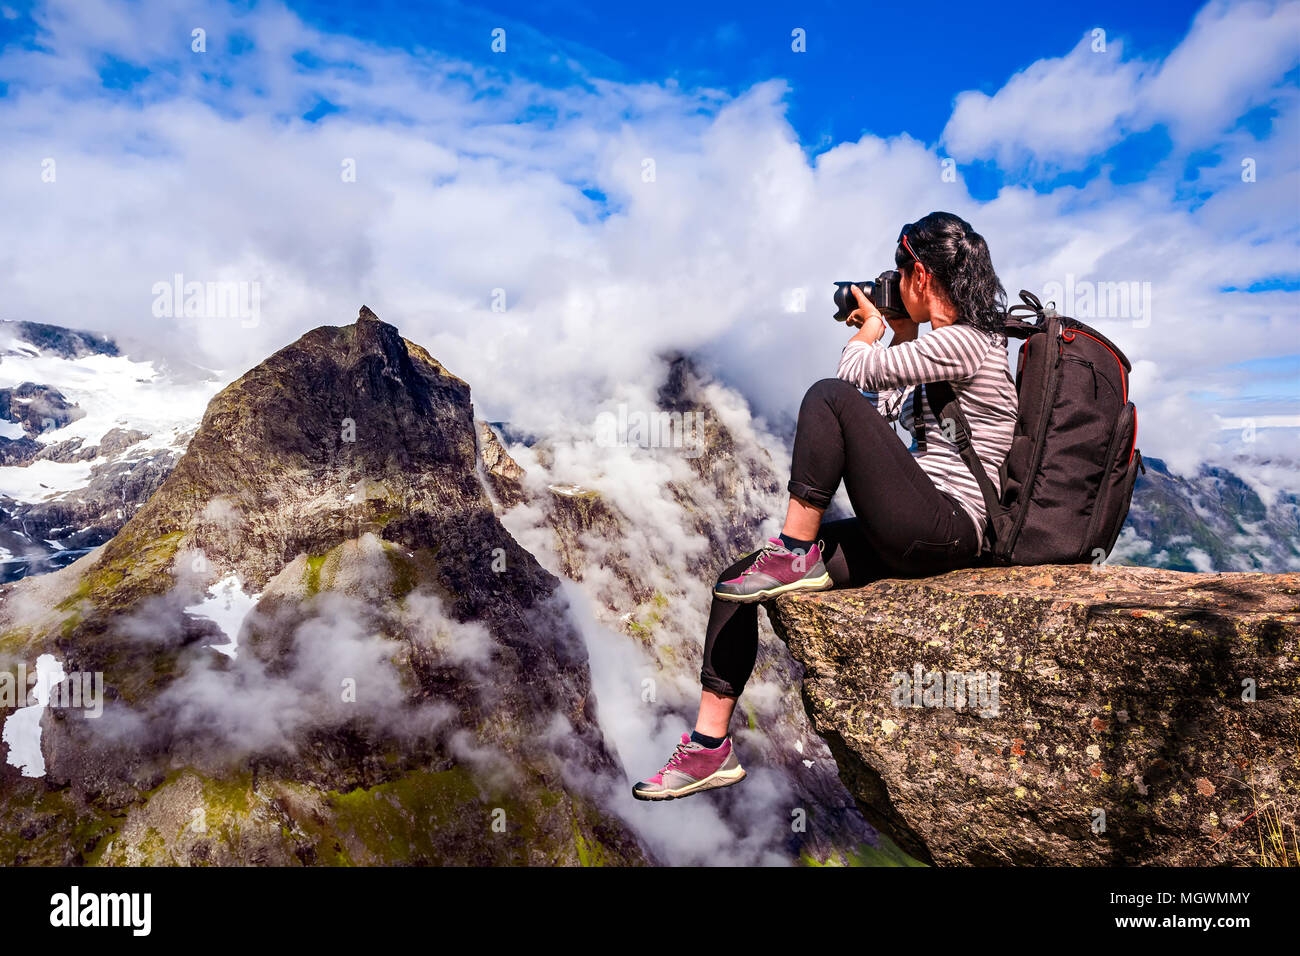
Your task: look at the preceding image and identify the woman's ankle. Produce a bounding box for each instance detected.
[778,532,815,552]
[690,729,728,749]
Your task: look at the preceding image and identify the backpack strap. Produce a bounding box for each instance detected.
[1003,316,1041,339]
[912,384,926,452]
[924,380,1005,544]
[1004,290,1051,340]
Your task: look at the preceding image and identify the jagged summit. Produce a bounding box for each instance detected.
[84,307,494,601]
[0,306,649,865]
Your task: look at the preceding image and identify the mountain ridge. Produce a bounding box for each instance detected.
[0,306,650,865]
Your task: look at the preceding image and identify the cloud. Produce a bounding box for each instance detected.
[60,544,454,764]
[0,0,1294,482]
[943,1,1300,169]
[145,590,444,760]
[942,35,1146,171]
[400,591,496,668]
[557,580,797,866]
[1143,0,1300,143]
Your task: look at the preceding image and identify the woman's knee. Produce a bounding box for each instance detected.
[803,377,858,406]
[798,378,863,429]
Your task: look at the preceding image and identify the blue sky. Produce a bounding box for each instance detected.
[283,0,1234,199]
[289,0,1203,149]
[0,0,1296,474]
[0,0,1255,194]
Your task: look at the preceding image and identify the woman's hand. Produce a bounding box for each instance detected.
[847,284,886,343]
[848,283,918,345]
[845,283,880,328]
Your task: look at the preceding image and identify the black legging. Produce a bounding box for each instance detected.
[700,377,981,698]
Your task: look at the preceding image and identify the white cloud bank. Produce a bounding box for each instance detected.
[0,0,1295,478]
[944,2,1300,168]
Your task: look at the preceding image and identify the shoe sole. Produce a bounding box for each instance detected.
[632,765,747,801]
[712,572,833,604]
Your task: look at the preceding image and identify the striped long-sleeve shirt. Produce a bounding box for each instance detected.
[836,323,1018,547]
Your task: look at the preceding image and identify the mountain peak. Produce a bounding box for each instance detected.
[0,307,652,866]
[74,307,524,607]
[358,304,380,323]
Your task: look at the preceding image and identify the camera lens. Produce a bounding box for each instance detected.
[832,281,873,321]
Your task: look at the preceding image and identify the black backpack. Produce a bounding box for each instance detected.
[924,290,1144,565]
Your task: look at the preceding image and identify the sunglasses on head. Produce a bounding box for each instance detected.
[897,223,923,268]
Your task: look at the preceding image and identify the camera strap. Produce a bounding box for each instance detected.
[912,385,928,452]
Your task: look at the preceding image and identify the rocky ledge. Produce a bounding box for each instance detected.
[768,564,1299,866]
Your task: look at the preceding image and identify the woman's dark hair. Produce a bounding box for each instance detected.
[894,211,1006,336]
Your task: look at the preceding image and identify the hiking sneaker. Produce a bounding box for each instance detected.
[632,733,746,801]
[713,538,832,603]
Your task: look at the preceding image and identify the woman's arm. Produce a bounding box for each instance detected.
[837,324,991,392]
[847,313,887,347]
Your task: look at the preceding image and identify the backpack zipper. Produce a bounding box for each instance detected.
[1079,404,1127,560]
[1065,328,1129,403]
[1131,408,1138,465]
[1066,326,1133,459]
[1063,355,1098,398]
[1003,319,1062,555]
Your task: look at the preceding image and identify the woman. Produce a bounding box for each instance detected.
[633,211,1019,801]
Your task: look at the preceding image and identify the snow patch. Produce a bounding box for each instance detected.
[185,574,261,659]
[0,345,218,468]
[548,483,593,497]
[2,654,66,778]
[0,458,96,502]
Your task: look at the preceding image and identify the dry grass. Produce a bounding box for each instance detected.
[1255,797,1300,867]
[1206,773,1300,866]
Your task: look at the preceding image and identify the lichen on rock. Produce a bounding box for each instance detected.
[768,564,1300,866]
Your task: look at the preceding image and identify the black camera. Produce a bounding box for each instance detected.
[832,271,909,322]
